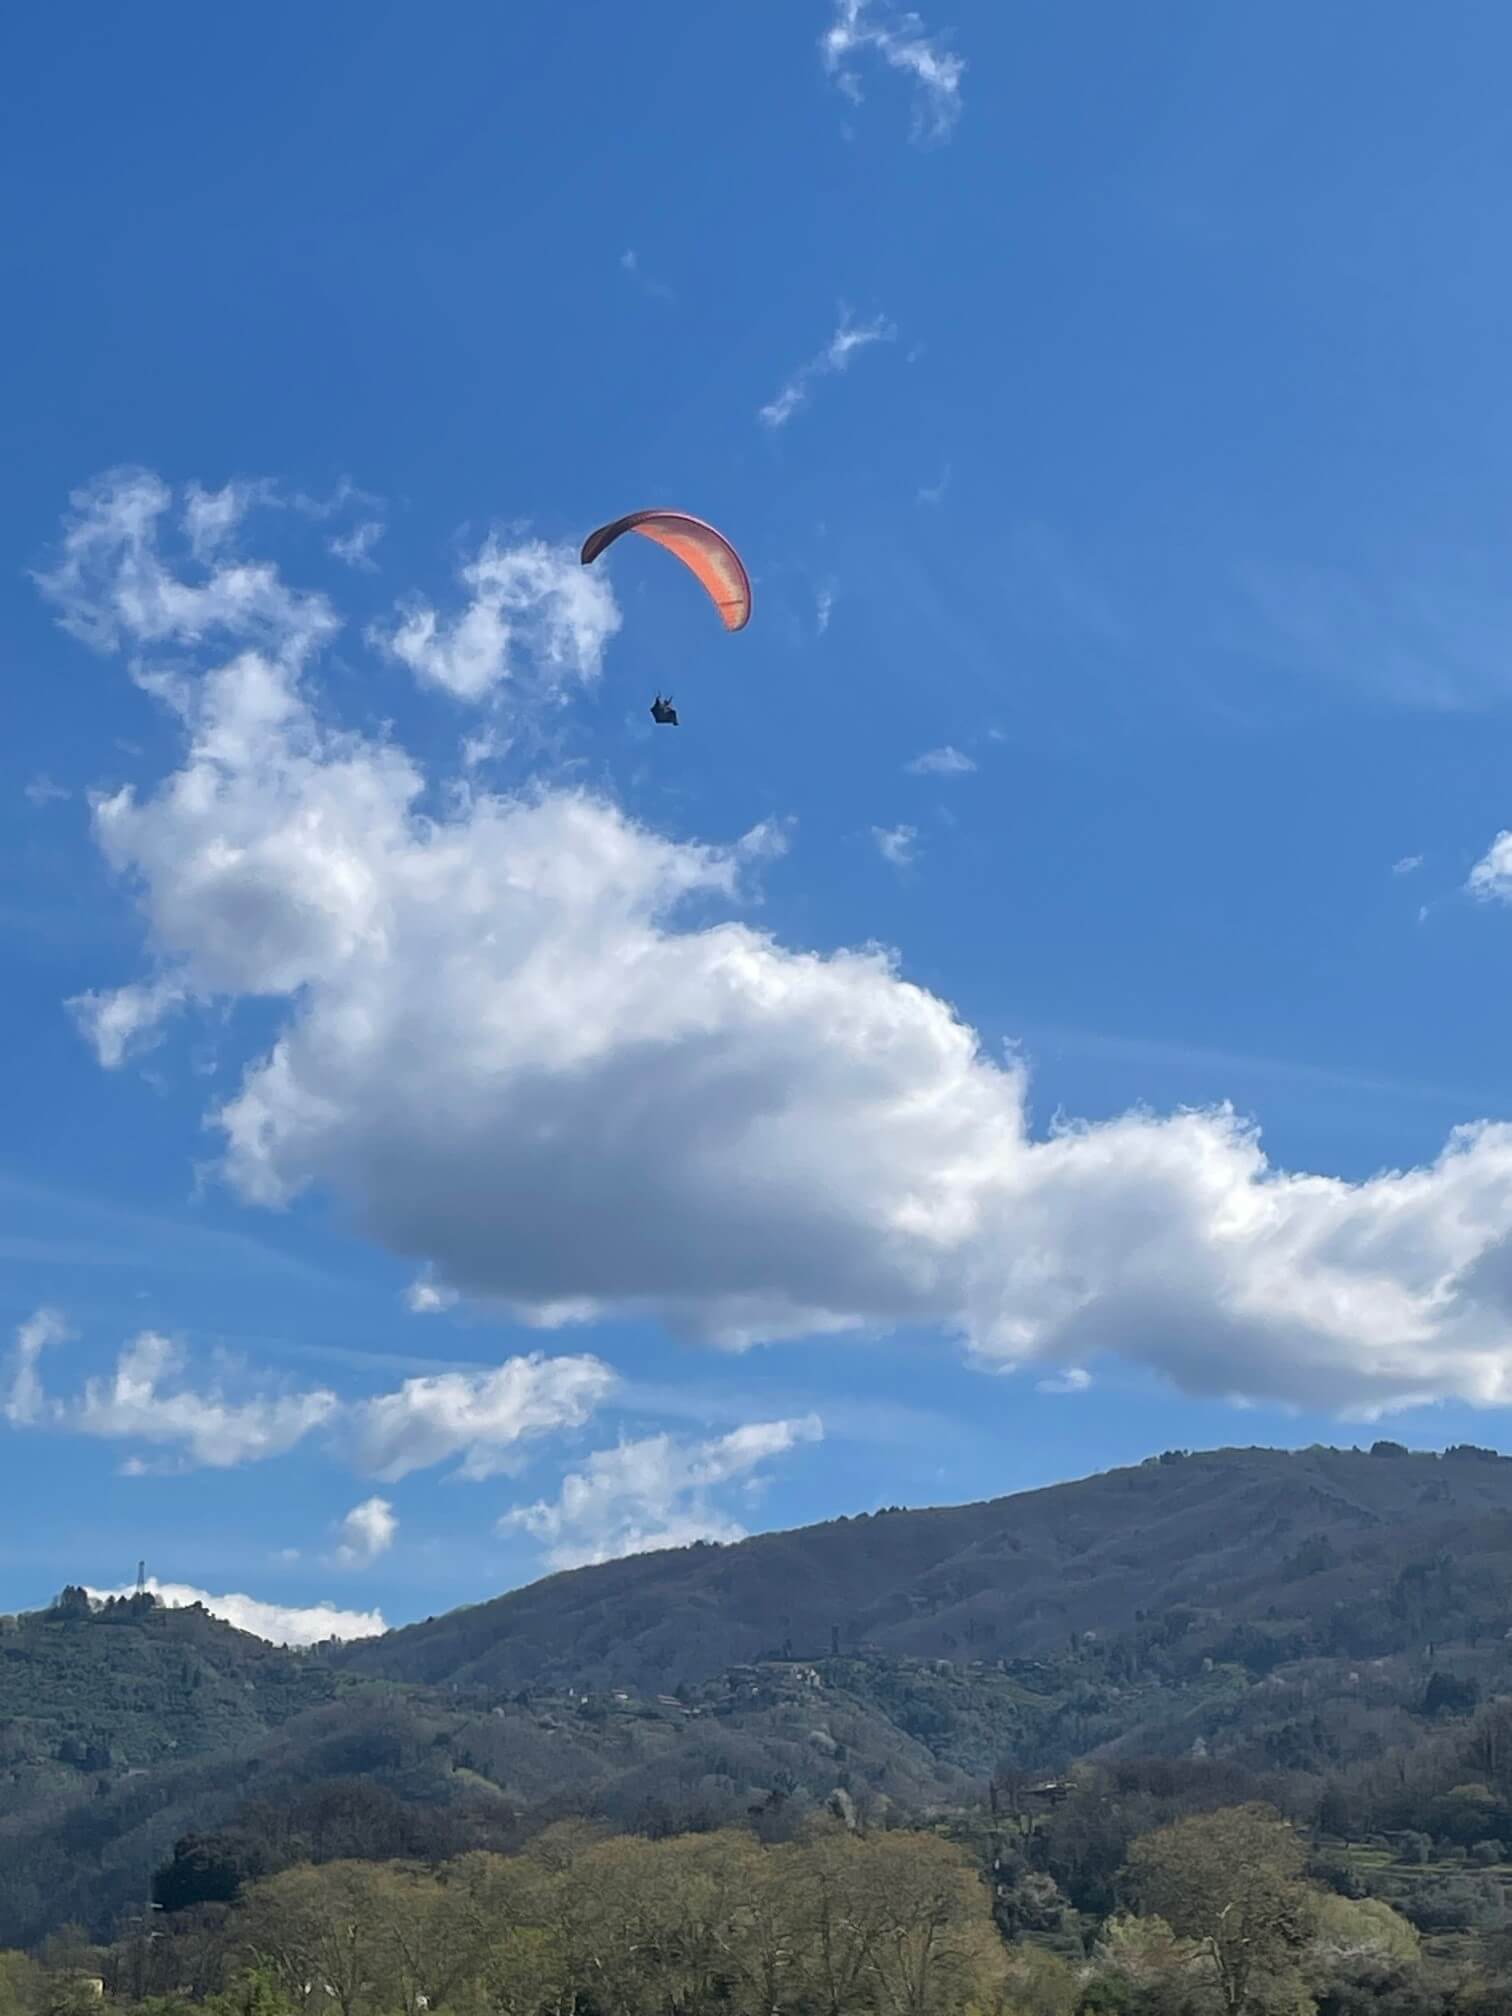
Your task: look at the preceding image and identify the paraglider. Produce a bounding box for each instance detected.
[580,510,750,723]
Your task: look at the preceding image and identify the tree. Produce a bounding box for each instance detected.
[993,1944,1080,2016]
[857,1831,1005,2016]
[233,1863,394,2016]
[1122,1805,1311,2015]
[1083,1912,1216,2016]
[0,1953,41,2016]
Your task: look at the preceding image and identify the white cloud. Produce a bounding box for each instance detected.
[821,0,964,142]
[4,1308,69,1426]
[23,774,68,807]
[1469,833,1512,902]
[334,1495,396,1566]
[329,521,384,571]
[351,1351,617,1482]
[1036,1366,1091,1395]
[760,313,895,429]
[906,744,975,776]
[871,823,918,869]
[1392,855,1423,877]
[70,977,188,1069]
[405,1274,459,1314]
[85,1577,385,1646]
[36,468,338,665]
[6,1294,610,1485]
[816,587,835,636]
[55,470,1512,1423]
[182,481,274,563]
[377,535,620,704]
[504,1415,823,1569]
[619,248,674,302]
[73,1332,337,1468]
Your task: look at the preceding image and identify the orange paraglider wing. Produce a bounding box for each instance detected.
[580,510,751,632]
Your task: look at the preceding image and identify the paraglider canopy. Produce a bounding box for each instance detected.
[580,510,751,632]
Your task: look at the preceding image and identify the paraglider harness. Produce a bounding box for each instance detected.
[650,693,679,726]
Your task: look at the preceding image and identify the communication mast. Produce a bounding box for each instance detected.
[136,1560,146,1596]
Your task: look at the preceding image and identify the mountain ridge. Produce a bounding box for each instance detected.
[11,1439,1512,1947]
[333,1440,1512,1693]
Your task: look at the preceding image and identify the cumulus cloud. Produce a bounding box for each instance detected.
[4,1308,69,1426]
[73,1332,338,1468]
[1469,833,1512,902]
[377,535,620,704]
[334,1495,396,1566]
[760,313,895,429]
[49,469,1512,1422]
[871,823,918,869]
[7,1306,612,1483]
[821,0,964,142]
[350,1352,617,1482]
[906,744,975,776]
[86,1577,385,1646]
[504,1415,824,1569]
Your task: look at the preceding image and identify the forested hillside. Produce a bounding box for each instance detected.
[13,1441,1512,1984]
[333,1443,1512,1694]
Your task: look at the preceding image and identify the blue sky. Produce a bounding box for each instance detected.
[9,2,1512,1641]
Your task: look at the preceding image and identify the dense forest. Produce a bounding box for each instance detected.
[15,1445,1512,2011]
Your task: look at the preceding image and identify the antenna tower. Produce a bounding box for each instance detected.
[136,1560,146,1596]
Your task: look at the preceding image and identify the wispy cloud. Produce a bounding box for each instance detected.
[619,248,674,303]
[871,823,918,869]
[1036,1367,1092,1395]
[503,1415,823,1570]
[906,744,975,776]
[329,521,384,571]
[760,312,895,430]
[821,0,964,143]
[917,466,951,507]
[405,1273,459,1314]
[23,774,69,807]
[1392,855,1423,877]
[1237,555,1512,712]
[816,586,835,636]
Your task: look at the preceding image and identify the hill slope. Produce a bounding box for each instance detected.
[336,1442,1512,1694]
[14,1442,1512,1949]
[0,1587,346,1776]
